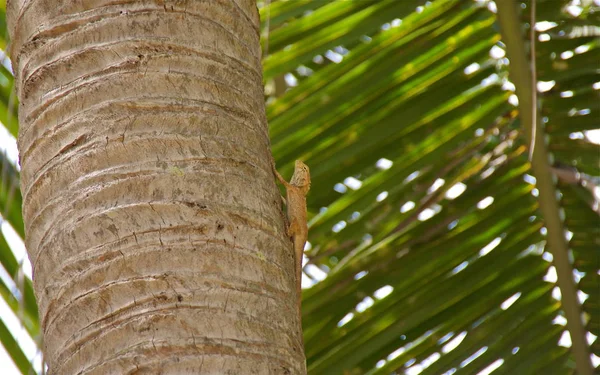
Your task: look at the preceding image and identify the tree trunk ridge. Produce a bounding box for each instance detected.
[7,0,306,373]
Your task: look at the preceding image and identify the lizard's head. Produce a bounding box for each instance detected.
[291,160,310,192]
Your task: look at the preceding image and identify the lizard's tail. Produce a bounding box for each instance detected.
[294,236,305,347]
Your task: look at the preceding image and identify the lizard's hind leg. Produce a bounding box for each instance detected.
[287,219,300,238]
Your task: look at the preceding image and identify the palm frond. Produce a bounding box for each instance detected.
[260,0,599,373]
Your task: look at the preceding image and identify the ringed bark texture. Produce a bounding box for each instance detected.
[7,0,306,373]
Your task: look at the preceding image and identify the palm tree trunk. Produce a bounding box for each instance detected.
[7,1,305,373]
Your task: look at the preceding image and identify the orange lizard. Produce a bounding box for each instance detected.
[273,160,310,313]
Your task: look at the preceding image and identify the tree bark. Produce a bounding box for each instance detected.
[7,0,306,373]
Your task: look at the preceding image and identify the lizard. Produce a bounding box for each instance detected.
[272,160,310,316]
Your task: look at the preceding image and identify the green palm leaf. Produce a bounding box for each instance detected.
[262,0,598,374]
